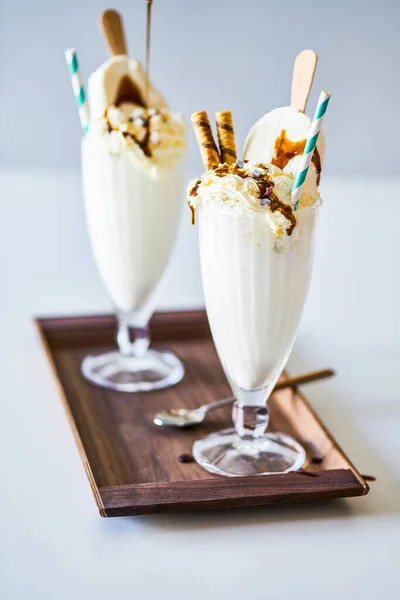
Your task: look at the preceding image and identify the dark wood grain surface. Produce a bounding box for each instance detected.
[35,310,369,517]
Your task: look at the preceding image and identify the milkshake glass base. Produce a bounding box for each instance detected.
[193,429,306,477]
[81,349,184,393]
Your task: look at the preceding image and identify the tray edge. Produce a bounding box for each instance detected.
[293,386,369,496]
[98,468,366,516]
[34,318,107,517]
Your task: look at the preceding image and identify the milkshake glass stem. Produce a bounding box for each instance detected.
[117,311,150,358]
[194,383,306,477]
[81,310,184,392]
[232,388,269,440]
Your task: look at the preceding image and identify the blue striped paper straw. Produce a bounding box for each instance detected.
[64,48,90,135]
[291,90,331,210]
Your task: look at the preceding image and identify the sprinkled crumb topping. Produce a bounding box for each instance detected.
[93,104,186,163]
[189,160,297,236]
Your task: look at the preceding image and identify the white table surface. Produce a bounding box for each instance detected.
[1,169,399,599]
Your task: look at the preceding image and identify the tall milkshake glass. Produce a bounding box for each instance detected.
[81,120,186,392]
[65,14,187,393]
[193,197,320,476]
[188,92,329,476]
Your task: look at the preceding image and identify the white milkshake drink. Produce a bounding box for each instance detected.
[82,103,186,317]
[189,109,323,477]
[190,161,319,397]
[198,185,319,395]
[80,53,187,392]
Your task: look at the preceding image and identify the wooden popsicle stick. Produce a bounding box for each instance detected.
[291,49,318,113]
[100,9,127,56]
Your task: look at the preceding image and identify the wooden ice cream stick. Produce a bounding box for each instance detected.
[191,111,220,170]
[101,9,127,56]
[215,111,237,164]
[291,49,318,113]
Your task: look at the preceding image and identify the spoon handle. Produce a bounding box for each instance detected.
[202,396,235,414]
[202,368,335,414]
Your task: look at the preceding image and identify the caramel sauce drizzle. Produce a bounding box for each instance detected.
[272,130,306,169]
[272,129,321,184]
[114,75,146,108]
[312,147,321,185]
[267,192,297,236]
[190,162,297,236]
[188,203,196,225]
[188,179,201,224]
[247,165,297,236]
[213,163,249,179]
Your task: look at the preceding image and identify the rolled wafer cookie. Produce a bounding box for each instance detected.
[215,111,236,164]
[191,110,220,169]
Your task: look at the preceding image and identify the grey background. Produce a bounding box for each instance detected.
[1,0,399,176]
[1,5,400,599]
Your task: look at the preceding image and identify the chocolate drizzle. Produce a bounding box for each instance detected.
[139,115,152,157]
[104,109,156,157]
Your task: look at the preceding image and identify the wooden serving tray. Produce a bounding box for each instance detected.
[35,310,369,517]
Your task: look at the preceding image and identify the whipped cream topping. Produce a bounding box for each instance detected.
[90,105,186,171]
[268,162,320,211]
[188,161,320,236]
[281,159,319,208]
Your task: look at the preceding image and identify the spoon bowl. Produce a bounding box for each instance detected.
[153,407,207,427]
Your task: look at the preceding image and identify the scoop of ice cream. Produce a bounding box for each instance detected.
[188,160,321,236]
[269,162,320,210]
[243,106,325,180]
[88,55,167,121]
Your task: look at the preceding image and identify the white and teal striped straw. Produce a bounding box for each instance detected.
[291,90,331,211]
[64,48,90,135]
